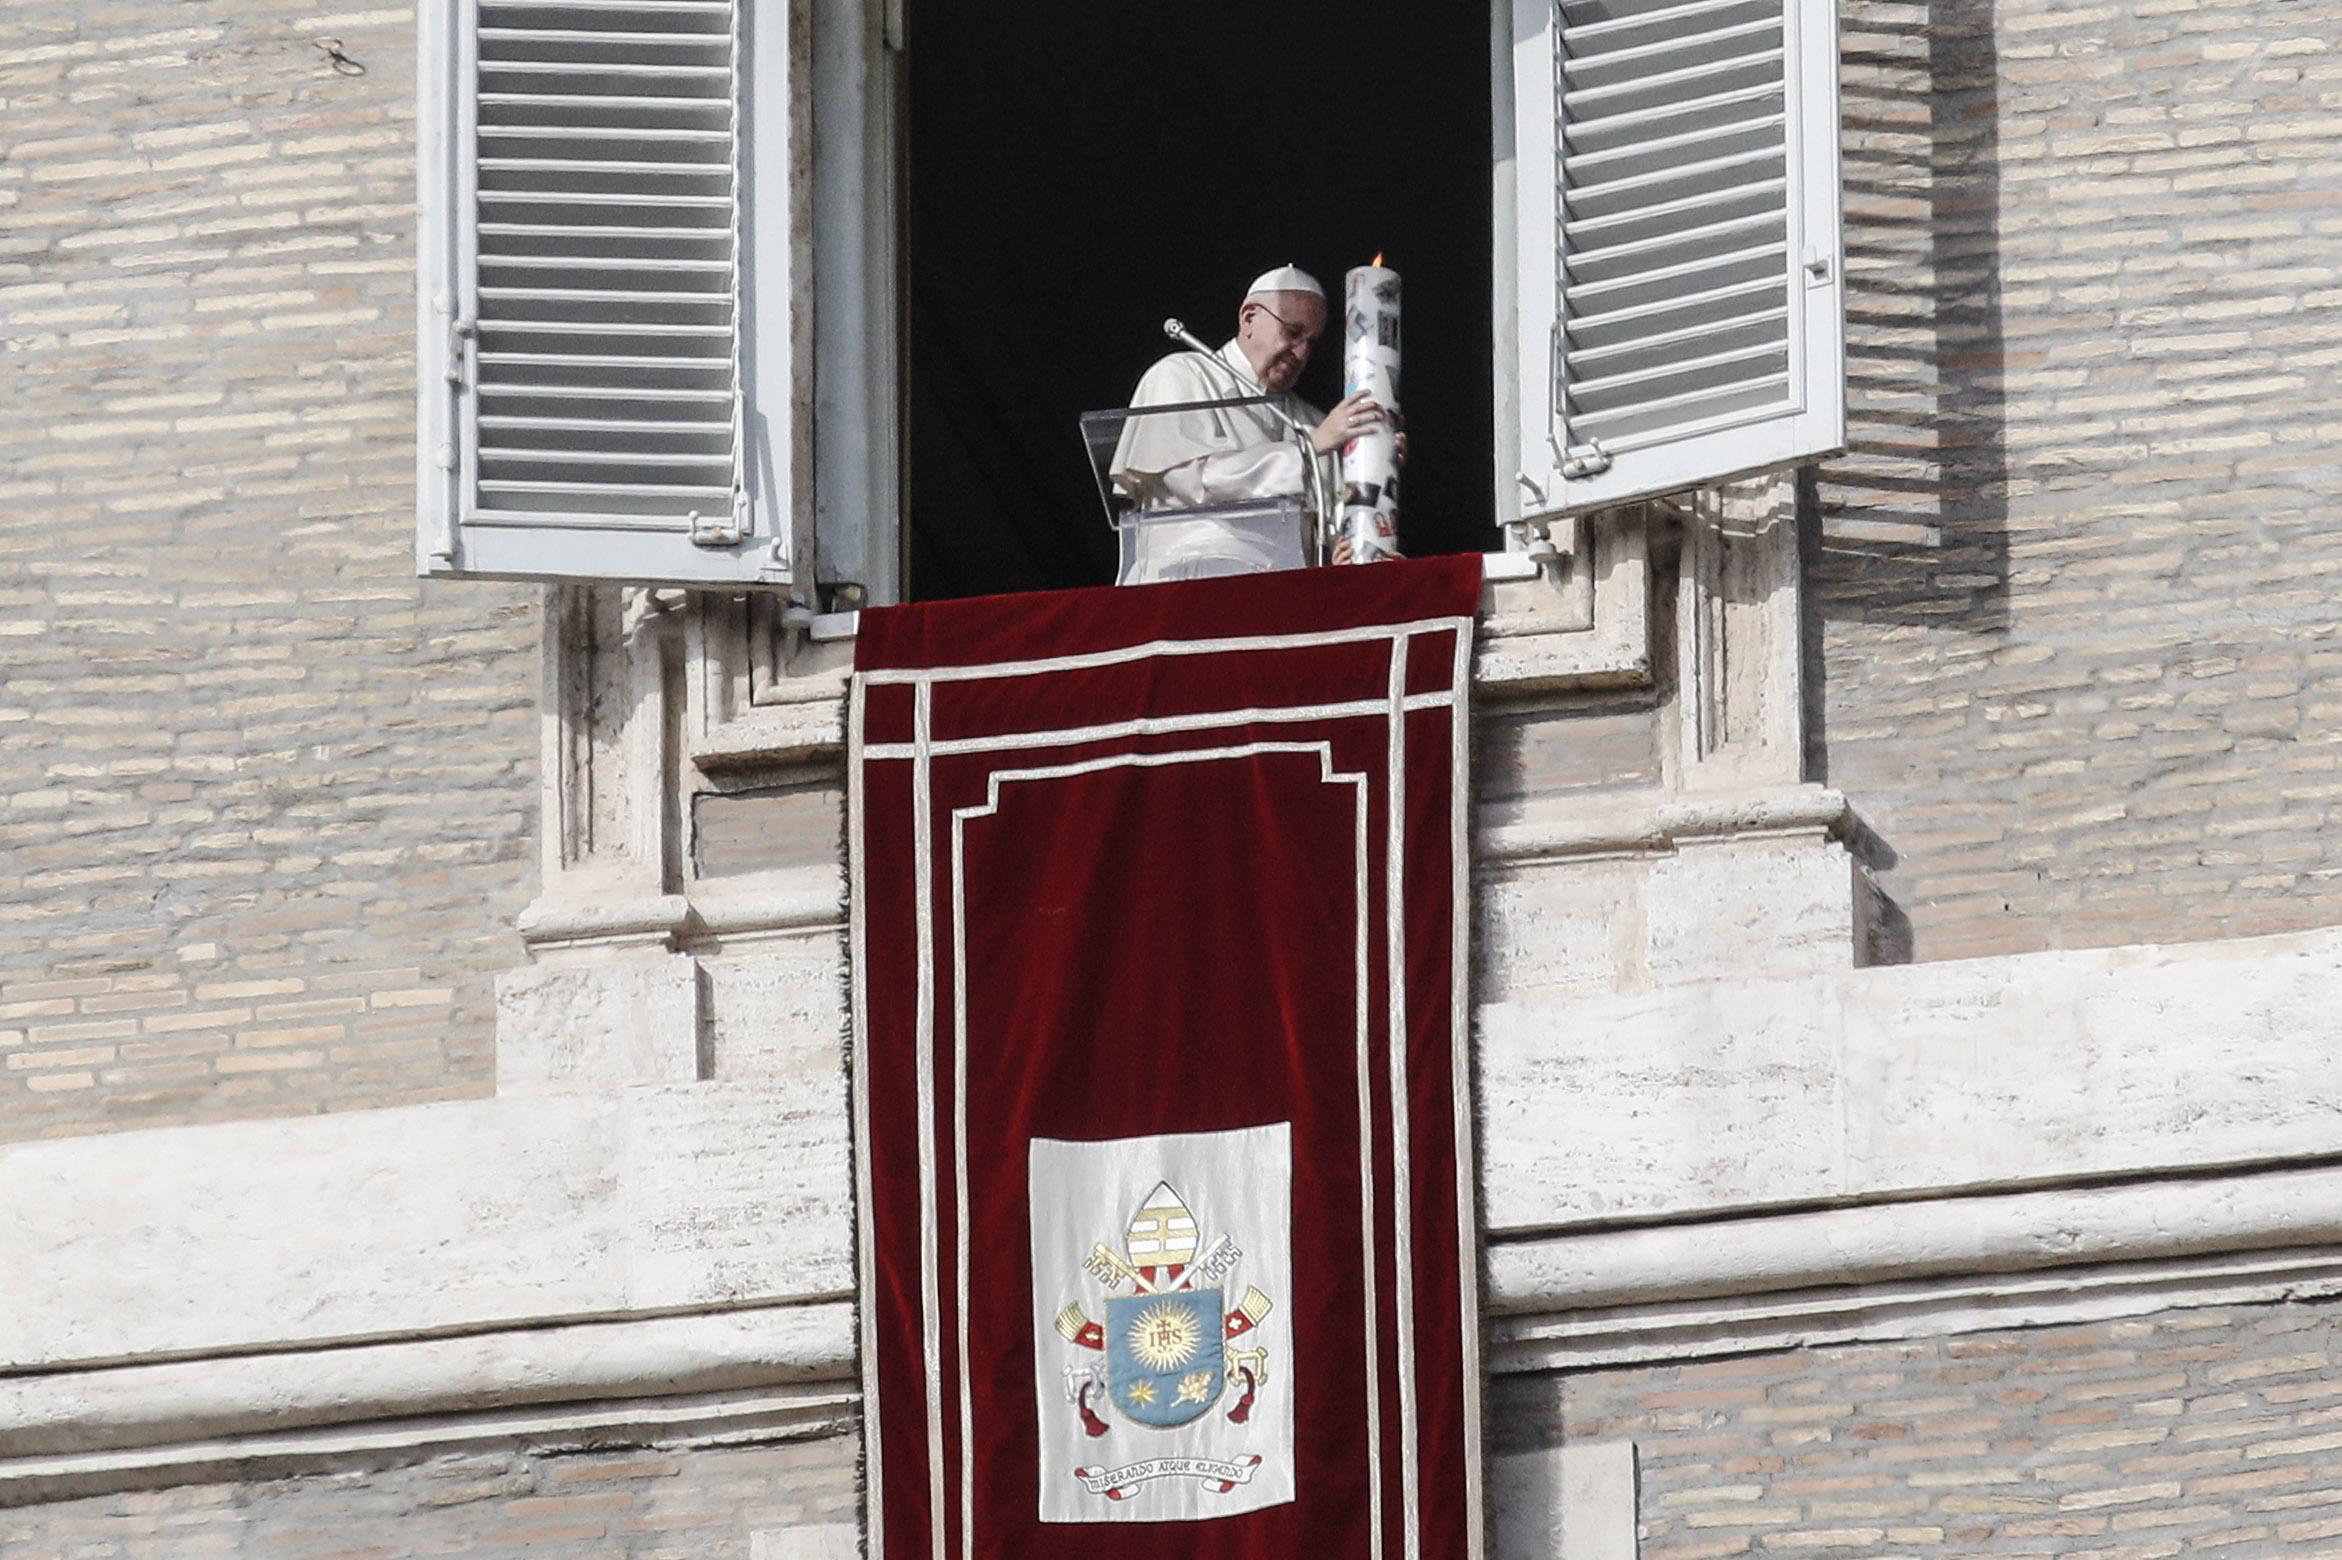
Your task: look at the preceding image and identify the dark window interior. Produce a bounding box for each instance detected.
[906,2,1497,600]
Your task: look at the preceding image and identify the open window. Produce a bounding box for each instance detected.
[899,1,1497,601]
[417,0,1843,596]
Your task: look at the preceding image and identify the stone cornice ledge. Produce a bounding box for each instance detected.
[0,1303,857,1504]
[517,891,692,948]
[535,787,1853,950]
[1477,783,1849,866]
[695,677,850,770]
[1486,1161,2342,1371]
[686,874,844,941]
[519,877,845,952]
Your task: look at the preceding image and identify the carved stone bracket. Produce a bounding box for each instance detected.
[504,585,705,1089]
[525,585,690,941]
[1667,474,1805,793]
[1477,509,1652,696]
[686,591,855,769]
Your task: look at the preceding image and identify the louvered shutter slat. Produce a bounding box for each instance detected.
[477,352,730,372]
[1568,243,1786,319]
[479,26,733,44]
[1509,0,1842,519]
[482,413,730,432]
[489,61,731,77]
[1570,303,1786,370]
[480,449,731,466]
[1567,217,1779,282]
[487,384,731,400]
[1564,177,1788,245]
[478,126,730,142]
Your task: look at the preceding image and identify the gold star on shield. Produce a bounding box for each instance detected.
[1126,1380,1156,1407]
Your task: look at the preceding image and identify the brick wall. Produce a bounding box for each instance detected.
[1815,0,2342,961]
[1499,1299,2342,1558]
[0,1434,858,1558]
[0,2,534,1140]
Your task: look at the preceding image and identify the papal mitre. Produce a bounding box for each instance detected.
[1123,1180,1200,1283]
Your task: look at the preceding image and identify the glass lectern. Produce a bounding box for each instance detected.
[1079,400,1312,587]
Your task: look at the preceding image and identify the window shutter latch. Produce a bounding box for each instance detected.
[1560,440,1613,480]
[444,317,475,389]
[689,490,751,549]
[1804,250,1833,285]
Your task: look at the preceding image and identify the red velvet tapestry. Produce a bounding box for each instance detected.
[851,557,1485,1560]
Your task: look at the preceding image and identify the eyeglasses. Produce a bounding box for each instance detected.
[1248,302,1321,346]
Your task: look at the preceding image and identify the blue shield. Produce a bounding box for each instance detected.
[1105,1288,1225,1429]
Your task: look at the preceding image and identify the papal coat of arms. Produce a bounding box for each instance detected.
[1050,1179,1276,1502]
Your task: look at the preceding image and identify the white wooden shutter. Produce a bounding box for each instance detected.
[418,0,791,585]
[1509,0,1844,520]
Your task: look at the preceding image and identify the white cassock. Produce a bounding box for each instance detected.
[1107,340,1337,585]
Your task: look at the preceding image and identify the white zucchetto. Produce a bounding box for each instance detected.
[1244,264,1323,301]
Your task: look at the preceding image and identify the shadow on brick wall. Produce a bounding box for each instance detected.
[1803,0,2012,787]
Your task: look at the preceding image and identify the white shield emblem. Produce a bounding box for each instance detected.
[1028,1125,1295,1523]
[1107,1287,1225,1429]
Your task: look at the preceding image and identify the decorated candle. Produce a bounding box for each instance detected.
[1339,257,1402,564]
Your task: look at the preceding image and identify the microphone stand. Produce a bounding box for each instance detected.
[1159,318,1331,564]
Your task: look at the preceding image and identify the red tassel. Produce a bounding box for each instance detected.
[1078,1381,1110,1438]
[1227,1366,1257,1424]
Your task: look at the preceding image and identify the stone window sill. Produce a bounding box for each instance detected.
[686,514,1652,772]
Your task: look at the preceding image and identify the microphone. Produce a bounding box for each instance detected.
[1162,317,1217,359]
[1159,318,1310,440]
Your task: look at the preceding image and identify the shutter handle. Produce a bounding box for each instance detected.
[444,317,475,388]
[1561,440,1612,480]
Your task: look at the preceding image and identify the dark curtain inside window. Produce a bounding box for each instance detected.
[907,1,1497,601]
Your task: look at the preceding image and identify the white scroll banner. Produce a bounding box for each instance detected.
[1340,260,1402,563]
[1072,1455,1266,1499]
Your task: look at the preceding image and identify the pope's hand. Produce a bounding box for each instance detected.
[1330,535,1407,565]
[1312,392,1389,456]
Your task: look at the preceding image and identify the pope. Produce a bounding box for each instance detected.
[1109,265,1401,581]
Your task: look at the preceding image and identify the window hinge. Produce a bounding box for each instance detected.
[779,596,816,659]
[1560,439,1612,480]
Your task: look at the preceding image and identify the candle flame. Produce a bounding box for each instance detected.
[1372,252,1385,268]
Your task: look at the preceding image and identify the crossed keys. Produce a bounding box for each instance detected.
[1085,1234,1241,1294]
